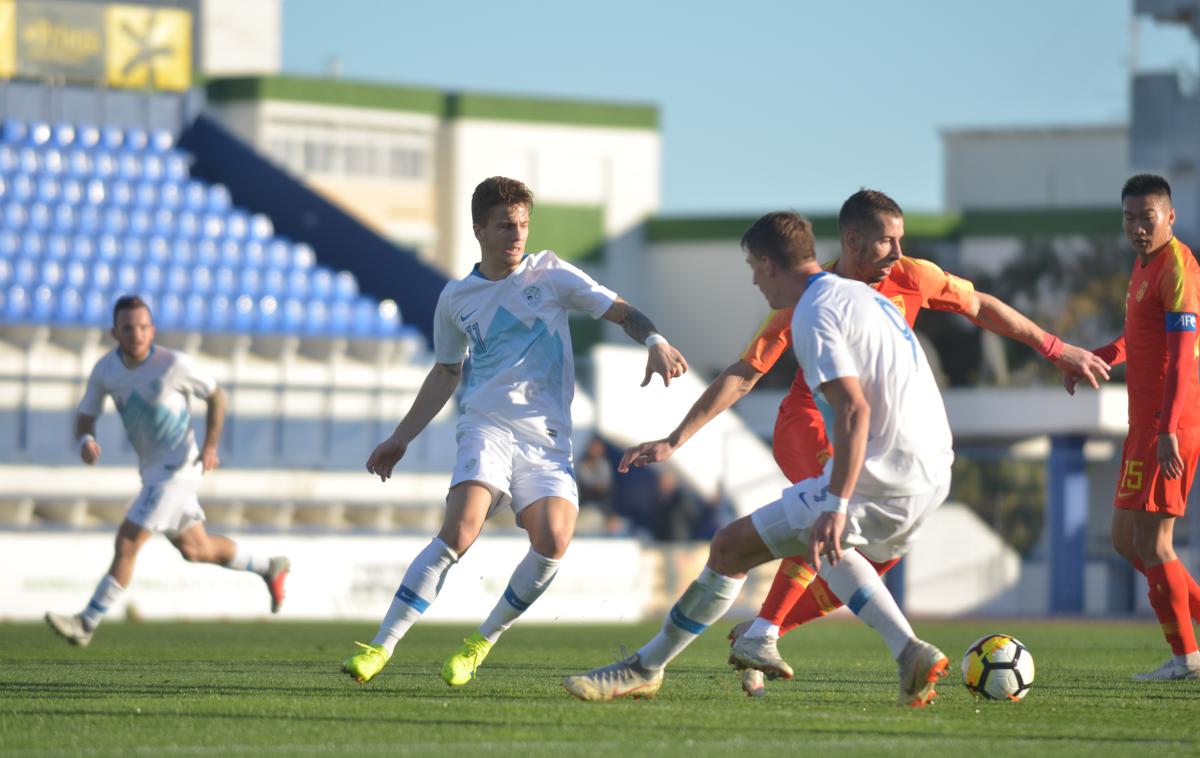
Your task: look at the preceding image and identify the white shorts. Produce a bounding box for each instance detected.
[450,422,578,516]
[126,464,206,536]
[751,470,950,563]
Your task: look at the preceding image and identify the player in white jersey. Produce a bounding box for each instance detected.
[342,176,689,686]
[45,296,290,647]
[564,211,953,707]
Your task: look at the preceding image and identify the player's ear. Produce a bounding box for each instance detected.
[472,223,484,242]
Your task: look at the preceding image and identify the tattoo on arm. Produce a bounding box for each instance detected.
[615,304,658,345]
[438,362,463,377]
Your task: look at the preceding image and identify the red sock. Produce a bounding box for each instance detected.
[1145,560,1198,655]
[779,557,901,635]
[757,557,816,625]
[1132,556,1200,623]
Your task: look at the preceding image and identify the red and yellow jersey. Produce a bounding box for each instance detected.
[737,256,977,480]
[1123,237,1200,430]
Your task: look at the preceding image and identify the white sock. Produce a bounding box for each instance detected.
[637,566,745,670]
[80,574,125,630]
[478,548,560,643]
[225,547,269,576]
[744,617,780,639]
[371,538,459,654]
[1176,651,1200,666]
[820,550,914,659]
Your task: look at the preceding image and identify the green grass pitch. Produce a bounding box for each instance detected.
[1,618,1197,756]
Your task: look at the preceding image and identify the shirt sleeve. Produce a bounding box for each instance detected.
[908,258,977,314]
[175,353,218,399]
[792,303,857,391]
[544,252,618,318]
[432,283,469,365]
[741,308,792,373]
[77,358,107,417]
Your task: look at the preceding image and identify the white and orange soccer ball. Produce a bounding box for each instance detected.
[961,634,1035,701]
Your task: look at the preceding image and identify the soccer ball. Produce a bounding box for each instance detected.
[961,634,1035,701]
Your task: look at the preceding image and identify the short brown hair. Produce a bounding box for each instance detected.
[112,294,151,325]
[471,176,534,225]
[838,189,903,234]
[740,211,816,269]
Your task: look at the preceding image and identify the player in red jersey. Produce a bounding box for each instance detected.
[622,189,1111,694]
[1068,175,1200,680]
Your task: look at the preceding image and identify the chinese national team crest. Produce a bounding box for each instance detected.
[1135,281,1149,302]
[888,295,906,319]
[523,286,542,305]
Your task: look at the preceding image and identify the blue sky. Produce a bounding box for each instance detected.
[282,1,1197,215]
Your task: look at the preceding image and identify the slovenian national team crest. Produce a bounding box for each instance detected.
[523,286,542,305]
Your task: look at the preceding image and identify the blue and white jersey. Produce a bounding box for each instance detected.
[433,250,617,449]
[790,273,953,496]
[78,346,217,485]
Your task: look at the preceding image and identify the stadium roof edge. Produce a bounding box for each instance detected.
[646,207,1121,243]
[205,75,659,130]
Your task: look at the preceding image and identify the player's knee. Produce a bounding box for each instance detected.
[708,525,740,573]
[533,530,571,559]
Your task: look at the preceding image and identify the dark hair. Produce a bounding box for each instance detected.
[1121,174,1172,202]
[112,294,152,325]
[740,211,816,268]
[471,176,534,225]
[838,188,904,234]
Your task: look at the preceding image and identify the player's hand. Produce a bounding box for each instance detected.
[1053,344,1110,391]
[619,439,675,472]
[366,435,408,482]
[1158,432,1184,480]
[808,511,846,572]
[642,343,688,387]
[199,445,220,472]
[80,440,101,465]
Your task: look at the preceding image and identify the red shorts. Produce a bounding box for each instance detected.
[1113,426,1200,517]
[772,402,831,484]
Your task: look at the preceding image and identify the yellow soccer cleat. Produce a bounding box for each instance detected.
[441,631,493,686]
[342,641,390,684]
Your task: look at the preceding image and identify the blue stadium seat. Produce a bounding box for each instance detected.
[249,213,273,240]
[128,208,152,236]
[182,293,206,330]
[3,118,27,144]
[133,181,158,208]
[17,146,38,174]
[177,209,200,239]
[100,126,123,151]
[189,265,213,295]
[165,264,189,294]
[242,240,266,269]
[333,271,358,301]
[3,202,28,229]
[213,266,237,297]
[50,123,75,148]
[120,236,147,264]
[115,152,141,181]
[280,297,304,332]
[232,294,255,331]
[304,299,330,335]
[206,294,232,331]
[27,121,51,146]
[30,284,55,320]
[36,176,59,204]
[377,299,401,335]
[0,145,16,173]
[225,211,249,240]
[183,181,207,210]
[261,267,286,298]
[286,268,309,299]
[27,202,50,231]
[76,205,101,235]
[291,242,316,269]
[255,295,280,332]
[101,206,127,235]
[95,234,119,262]
[191,239,216,269]
[9,174,33,202]
[328,299,352,333]
[43,234,69,261]
[309,268,333,300]
[217,238,239,267]
[266,239,290,269]
[56,287,82,323]
[64,260,87,289]
[90,262,113,291]
[239,267,261,298]
[65,148,91,177]
[0,230,17,256]
[76,124,100,150]
[4,284,29,320]
[19,231,43,258]
[351,299,375,337]
[39,260,63,288]
[141,263,164,293]
[91,151,116,179]
[170,237,193,265]
[206,184,231,211]
[84,178,105,205]
[153,207,175,236]
[82,289,107,324]
[115,262,139,292]
[142,154,164,182]
[52,204,75,233]
[145,236,171,265]
[158,181,182,209]
[60,178,83,205]
[124,127,149,152]
[201,212,225,239]
[69,235,94,262]
[157,292,183,329]
[107,180,132,208]
[164,154,188,182]
[41,148,64,175]
[149,129,174,153]
[0,258,11,289]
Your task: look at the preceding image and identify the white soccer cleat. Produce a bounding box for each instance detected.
[45,612,94,648]
[1132,658,1200,681]
[740,667,766,697]
[562,654,663,701]
[897,638,948,708]
[729,631,794,680]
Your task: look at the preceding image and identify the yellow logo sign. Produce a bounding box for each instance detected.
[105,4,190,91]
[1136,281,1149,302]
[889,294,907,319]
[0,1,13,79]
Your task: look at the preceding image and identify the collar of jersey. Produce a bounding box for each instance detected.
[807,271,831,285]
[117,344,156,369]
[471,253,530,281]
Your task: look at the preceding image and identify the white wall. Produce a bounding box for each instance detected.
[200,0,282,77]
